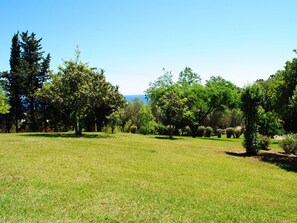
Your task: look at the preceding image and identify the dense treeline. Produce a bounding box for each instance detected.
[1,32,297,149]
[0,32,124,134]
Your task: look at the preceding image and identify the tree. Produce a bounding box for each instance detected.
[178,67,201,86]
[241,84,263,155]
[0,88,10,114]
[257,109,282,137]
[118,98,144,132]
[107,111,120,134]
[183,76,240,136]
[37,49,124,135]
[138,106,155,135]
[0,33,25,132]
[20,31,51,131]
[158,85,188,139]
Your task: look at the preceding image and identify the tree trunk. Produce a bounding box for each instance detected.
[29,97,37,132]
[169,125,174,139]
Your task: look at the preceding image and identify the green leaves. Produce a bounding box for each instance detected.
[0,88,10,114]
[37,49,124,135]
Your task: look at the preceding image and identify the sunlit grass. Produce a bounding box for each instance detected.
[0,132,296,222]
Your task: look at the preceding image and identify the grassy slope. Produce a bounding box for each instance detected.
[0,133,296,222]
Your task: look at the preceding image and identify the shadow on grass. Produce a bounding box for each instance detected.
[226,151,297,173]
[154,136,182,140]
[19,133,114,139]
[199,137,240,142]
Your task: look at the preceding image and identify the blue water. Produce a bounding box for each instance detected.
[124,95,148,105]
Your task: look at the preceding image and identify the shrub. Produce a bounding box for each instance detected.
[226,127,234,138]
[279,134,297,154]
[183,126,192,136]
[205,126,213,137]
[155,123,167,135]
[217,129,222,138]
[130,125,137,133]
[234,127,242,138]
[124,120,132,132]
[257,135,270,150]
[197,126,205,137]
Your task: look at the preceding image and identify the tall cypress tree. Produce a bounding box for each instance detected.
[20,31,50,131]
[0,33,24,132]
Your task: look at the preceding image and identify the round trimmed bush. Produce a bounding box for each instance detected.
[197,126,205,137]
[205,126,213,137]
[234,127,242,138]
[217,129,222,138]
[257,135,270,150]
[183,126,192,136]
[226,127,234,138]
[279,134,297,154]
[130,125,137,133]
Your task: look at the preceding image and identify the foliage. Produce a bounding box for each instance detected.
[183,126,192,136]
[107,111,120,134]
[178,67,201,86]
[157,85,188,138]
[138,106,155,135]
[118,98,144,132]
[130,125,137,133]
[0,31,50,132]
[279,134,297,154]
[241,84,263,155]
[197,126,205,137]
[37,49,124,135]
[257,135,270,150]
[226,127,234,138]
[257,109,282,137]
[146,69,240,138]
[217,128,222,138]
[233,127,242,138]
[0,88,11,114]
[205,126,213,137]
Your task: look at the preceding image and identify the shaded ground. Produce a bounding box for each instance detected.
[226,151,297,172]
[19,133,114,139]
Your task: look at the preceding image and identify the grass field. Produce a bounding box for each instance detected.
[0,133,296,222]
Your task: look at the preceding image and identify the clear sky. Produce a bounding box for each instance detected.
[1,0,297,95]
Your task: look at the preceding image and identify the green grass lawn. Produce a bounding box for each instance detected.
[0,133,296,222]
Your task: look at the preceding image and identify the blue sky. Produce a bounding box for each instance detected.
[1,0,297,94]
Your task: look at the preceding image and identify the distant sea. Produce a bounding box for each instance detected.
[124,95,148,105]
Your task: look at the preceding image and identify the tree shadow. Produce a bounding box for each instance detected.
[226,151,297,173]
[200,137,240,142]
[19,133,114,139]
[154,136,182,140]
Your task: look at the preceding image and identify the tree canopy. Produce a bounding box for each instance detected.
[37,49,124,135]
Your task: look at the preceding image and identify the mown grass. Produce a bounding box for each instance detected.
[0,133,296,222]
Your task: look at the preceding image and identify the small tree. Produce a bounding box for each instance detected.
[138,106,155,135]
[158,85,188,139]
[37,49,124,135]
[241,84,263,155]
[107,111,120,134]
[0,88,10,114]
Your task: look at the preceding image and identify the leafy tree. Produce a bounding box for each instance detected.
[0,88,10,114]
[241,84,263,155]
[257,109,282,137]
[183,76,239,136]
[178,67,201,86]
[158,85,188,139]
[138,106,155,135]
[118,98,144,132]
[37,49,124,135]
[107,111,120,134]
